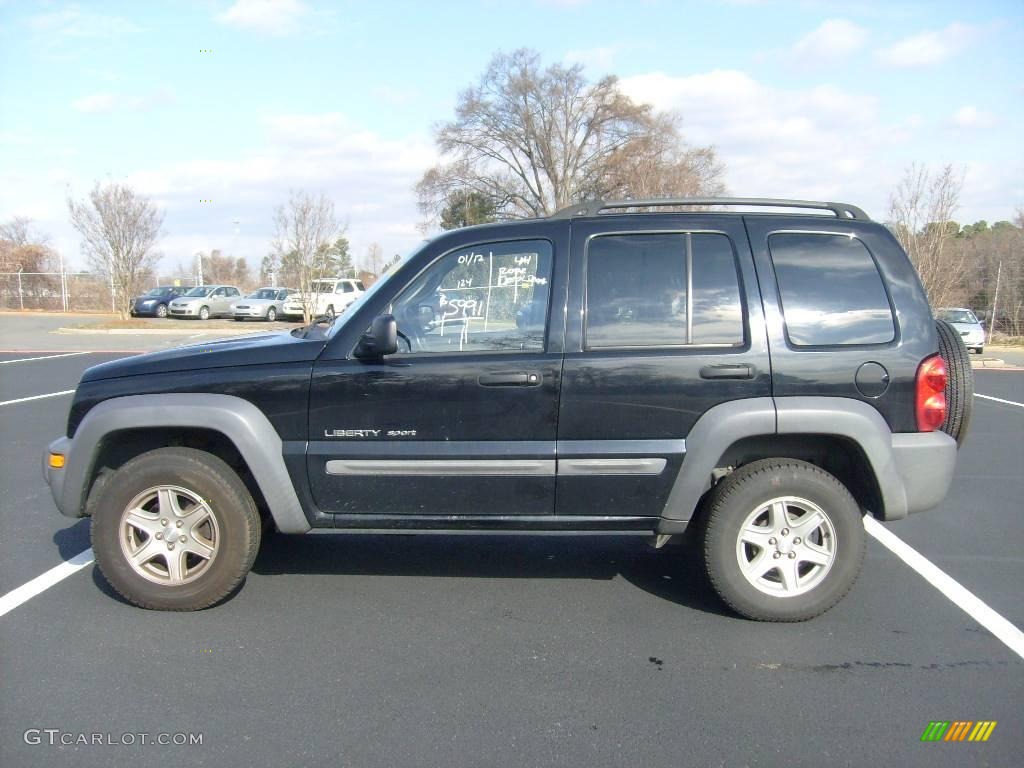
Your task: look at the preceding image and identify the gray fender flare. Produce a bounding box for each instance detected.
[60,393,310,533]
[659,397,776,531]
[657,395,954,532]
[774,397,955,521]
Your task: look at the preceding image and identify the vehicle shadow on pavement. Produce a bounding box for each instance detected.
[251,531,734,617]
[53,519,91,560]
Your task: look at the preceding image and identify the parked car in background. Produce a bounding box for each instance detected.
[129,286,187,318]
[231,287,295,322]
[168,285,241,320]
[283,278,366,320]
[937,307,985,353]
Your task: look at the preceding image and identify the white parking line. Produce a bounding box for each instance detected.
[0,548,94,618]
[975,393,1024,409]
[863,516,1024,660]
[0,390,76,406]
[0,352,91,364]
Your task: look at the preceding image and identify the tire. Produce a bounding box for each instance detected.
[973,347,983,355]
[266,307,277,322]
[702,459,866,622]
[155,303,168,318]
[90,447,261,611]
[934,319,974,448]
[198,305,210,321]
[324,305,335,320]
[233,317,244,322]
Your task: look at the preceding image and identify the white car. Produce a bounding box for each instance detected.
[937,307,986,354]
[231,287,295,322]
[282,278,365,320]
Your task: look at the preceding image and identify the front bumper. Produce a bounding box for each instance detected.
[42,436,75,517]
[233,308,267,318]
[169,305,198,316]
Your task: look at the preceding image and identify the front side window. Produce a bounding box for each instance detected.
[390,239,552,354]
[342,282,354,293]
[769,233,895,346]
[585,232,744,349]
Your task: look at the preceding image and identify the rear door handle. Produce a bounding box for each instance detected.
[700,364,754,380]
[478,372,542,387]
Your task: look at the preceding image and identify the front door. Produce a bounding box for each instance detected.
[307,234,566,519]
[556,215,771,518]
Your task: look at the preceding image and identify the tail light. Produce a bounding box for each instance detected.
[916,354,947,431]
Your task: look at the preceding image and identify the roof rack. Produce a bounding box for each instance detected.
[549,197,870,221]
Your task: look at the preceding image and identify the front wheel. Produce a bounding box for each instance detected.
[266,307,277,322]
[198,305,210,321]
[702,459,865,621]
[90,447,261,610]
[155,303,168,318]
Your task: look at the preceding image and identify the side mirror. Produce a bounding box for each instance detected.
[354,314,398,359]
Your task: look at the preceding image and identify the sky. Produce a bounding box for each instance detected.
[1,0,1022,274]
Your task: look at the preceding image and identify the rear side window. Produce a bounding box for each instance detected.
[769,233,894,347]
[585,232,744,349]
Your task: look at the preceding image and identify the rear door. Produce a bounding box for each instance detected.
[556,214,770,518]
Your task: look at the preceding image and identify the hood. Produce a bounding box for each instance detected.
[171,296,207,304]
[80,331,327,382]
[949,321,983,332]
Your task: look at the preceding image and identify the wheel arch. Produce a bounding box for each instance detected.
[657,396,918,534]
[62,394,310,533]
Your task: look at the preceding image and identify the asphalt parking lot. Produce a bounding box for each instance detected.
[1,323,1021,767]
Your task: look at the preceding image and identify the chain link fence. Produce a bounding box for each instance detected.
[0,272,199,312]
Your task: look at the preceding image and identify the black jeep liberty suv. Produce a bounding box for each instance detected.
[43,198,973,621]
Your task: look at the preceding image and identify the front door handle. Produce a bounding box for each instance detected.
[478,372,542,387]
[700,364,754,380]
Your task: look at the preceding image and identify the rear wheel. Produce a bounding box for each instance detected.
[934,319,974,447]
[91,447,261,611]
[702,459,865,622]
[198,305,210,321]
[324,305,335,320]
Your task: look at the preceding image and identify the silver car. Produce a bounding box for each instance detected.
[231,288,294,322]
[168,285,242,320]
[937,307,986,353]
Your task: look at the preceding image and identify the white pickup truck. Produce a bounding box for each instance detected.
[282,278,365,319]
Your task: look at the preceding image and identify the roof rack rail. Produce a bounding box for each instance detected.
[549,197,870,221]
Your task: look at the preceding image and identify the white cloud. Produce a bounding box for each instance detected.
[875,22,978,67]
[564,44,625,71]
[792,19,868,60]
[71,89,176,114]
[29,5,141,38]
[951,105,995,129]
[216,0,308,34]
[120,112,435,269]
[620,69,911,215]
[72,93,117,113]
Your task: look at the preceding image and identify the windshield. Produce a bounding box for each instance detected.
[144,287,173,296]
[184,286,214,297]
[940,309,978,324]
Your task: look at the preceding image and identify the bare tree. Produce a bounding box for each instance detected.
[0,216,49,248]
[364,242,383,277]
[271,190,345,323]
[417,49,725,222]
[67,182,164,319]
[887,164,964,308]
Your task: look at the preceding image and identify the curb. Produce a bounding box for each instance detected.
[970,357,1007,369]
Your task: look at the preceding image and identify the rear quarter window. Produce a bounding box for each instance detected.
[768,233,895,347]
